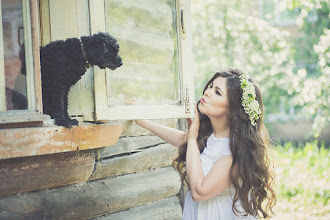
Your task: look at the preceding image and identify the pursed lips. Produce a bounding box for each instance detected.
[200,97,206,103]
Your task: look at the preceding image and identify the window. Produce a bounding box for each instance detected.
[1,0,195,125]
[90,0,194,120]
[0,0,45,125]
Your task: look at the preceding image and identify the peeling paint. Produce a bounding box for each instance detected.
[0,123,122,159]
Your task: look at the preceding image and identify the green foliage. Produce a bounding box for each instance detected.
[272,141,330,216]
[191,0,329,137]
[282,0,330,137]
[191,0,296,115]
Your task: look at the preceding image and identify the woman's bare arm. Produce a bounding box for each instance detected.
[135,120,185,148]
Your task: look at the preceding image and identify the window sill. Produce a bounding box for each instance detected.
[0,111,52,129]
[0,122,123,160]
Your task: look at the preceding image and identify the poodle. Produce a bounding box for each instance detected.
[21,32,122,128]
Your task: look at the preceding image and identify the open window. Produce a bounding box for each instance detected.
[90,0,194,121]
[0,0,46,126]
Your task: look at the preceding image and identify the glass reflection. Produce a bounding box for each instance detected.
[105,0,180,106]
[2,0,27,110]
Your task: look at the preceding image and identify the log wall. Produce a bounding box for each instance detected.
[0,133,183,219]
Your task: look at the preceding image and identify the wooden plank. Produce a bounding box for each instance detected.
[30,0,43,113]
[100,135,165,158]
[0,122,122,159]
[105,0,173,33]
[0,111,50,124]
[0,166,181,219]
[90,0,109,123]
[90,143,178,180]
[66,0,90,117]
[177,0,195,118]
[0,121,43,129]
[39,0,51,46]
[23,0,36,110]
[48,0,82,116]
[95,196,182,220]
[0,0,6,111]
[0,150,95,197]
[76,0,94,121]
[49,0,78,40]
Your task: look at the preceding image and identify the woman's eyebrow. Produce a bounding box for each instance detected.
[215,86,223,94]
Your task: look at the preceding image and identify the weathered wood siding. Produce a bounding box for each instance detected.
[0,134,183,219]
[0,150,95,197]
[0,123,122,159]
[95,196,182,220]
[0,166,180,219]
[0,0,187,218]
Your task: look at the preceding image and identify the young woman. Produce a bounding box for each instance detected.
[135,68,276,219]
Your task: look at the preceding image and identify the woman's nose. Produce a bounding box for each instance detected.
[205,89,211,97]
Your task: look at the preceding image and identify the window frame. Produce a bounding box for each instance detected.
[90,0,195,121]
[0,0,45,126]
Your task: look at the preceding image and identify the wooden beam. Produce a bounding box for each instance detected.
[0,0,6,111]
[100,196,182,220]
[100,135,165,158]
[30,0,43,113]
[0,166,181,219]
[0,122,122,159]
[0,150,95,197]
[90,143,178,180]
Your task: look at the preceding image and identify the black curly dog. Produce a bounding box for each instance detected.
[21,32,122,128]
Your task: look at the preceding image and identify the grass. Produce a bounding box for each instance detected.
[271,141,330,219]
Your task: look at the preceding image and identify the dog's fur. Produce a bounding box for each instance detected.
[21,32,122,128]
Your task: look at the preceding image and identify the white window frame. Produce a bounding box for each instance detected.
[0,0,46,125]
[90,0,195,121]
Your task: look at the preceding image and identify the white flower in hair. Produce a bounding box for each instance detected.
[239,72,261,126]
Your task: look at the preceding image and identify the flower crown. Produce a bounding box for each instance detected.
[239,72,261,126]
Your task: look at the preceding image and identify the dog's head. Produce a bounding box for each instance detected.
[81,32,123,70]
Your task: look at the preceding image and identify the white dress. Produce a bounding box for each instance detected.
[182,134,257,220]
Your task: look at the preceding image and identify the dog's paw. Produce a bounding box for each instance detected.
[55,117,72,128]
[71,119,79,126]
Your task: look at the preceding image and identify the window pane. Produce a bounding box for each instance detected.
[2,0,27,110]
[105,0,180,106]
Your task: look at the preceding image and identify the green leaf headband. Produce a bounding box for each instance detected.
[239,72,261,126]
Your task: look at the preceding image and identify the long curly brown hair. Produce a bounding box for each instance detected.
[172,68,276,218]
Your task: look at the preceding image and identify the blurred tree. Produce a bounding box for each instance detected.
[191,0,296,116]
[281,0,329,137]
[191,0,329,137]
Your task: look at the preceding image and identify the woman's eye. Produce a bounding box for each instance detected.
[216,90,221,96]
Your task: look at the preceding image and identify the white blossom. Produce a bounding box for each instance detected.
[240,72,261,126]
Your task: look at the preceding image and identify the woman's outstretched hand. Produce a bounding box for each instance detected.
[186,104,200,143]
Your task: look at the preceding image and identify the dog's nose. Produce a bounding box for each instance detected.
[119,61,123,66]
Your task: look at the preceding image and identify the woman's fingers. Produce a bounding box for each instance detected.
[123,97,137,105]
[186,103,200,142]
[186,118,193,127]
[194,103,199,122]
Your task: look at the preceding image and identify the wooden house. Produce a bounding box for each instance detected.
[0,0,194,219]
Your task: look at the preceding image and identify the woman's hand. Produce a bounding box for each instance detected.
[186,104,200,143]
[122,96,144,126]
[135,119,145,127]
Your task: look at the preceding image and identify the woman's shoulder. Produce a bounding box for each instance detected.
[206,134,232,158]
